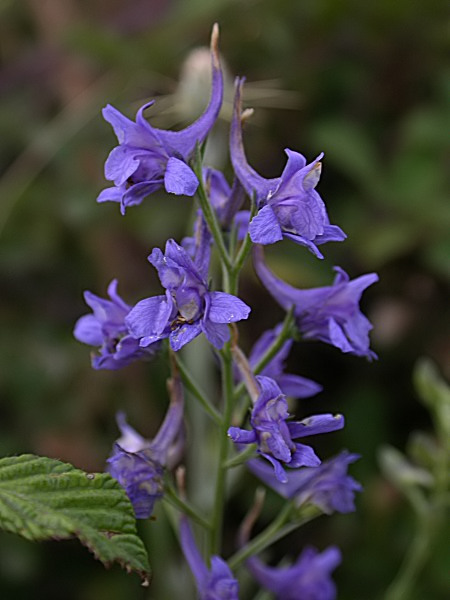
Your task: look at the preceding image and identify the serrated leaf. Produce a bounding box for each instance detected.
[0,454,150,585]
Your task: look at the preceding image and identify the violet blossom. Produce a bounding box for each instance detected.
[73,279,159,370]
[179,516,239,599]
[107,380,184,518]
[230,78,346,258]
[248,451,362,514]
[97,25,223,214]
[247,546,341,600]
[125,239,251,351]
[228,375,344,483]
[254,245,378,359]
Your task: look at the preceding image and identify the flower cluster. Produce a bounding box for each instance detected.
[74,23,378,599]
[228,375,344,482]
[98,25,223,214]
[125,238,251,351]
[73,279,159,370]
[107,376,184,518]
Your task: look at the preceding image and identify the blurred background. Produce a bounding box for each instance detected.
[0,0,448,598]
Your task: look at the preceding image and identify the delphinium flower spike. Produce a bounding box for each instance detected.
[230,77,346,258]
[125,238,251,351]
[107,374,185,518]
[254,245,379,359]
[98,24,224,214]
[73,279,160,369]
[228,374,344,483]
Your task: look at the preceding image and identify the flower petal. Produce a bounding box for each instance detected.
[169,321,202,351]
[164,157,198,196]
[104,146,140,186]
[125,295,170,339]
[73,314,103,346]
[276,374,323,399]
[228,427,257,444]
[288,414,345,439]
[97,186,123,205]
[115,412,148,453]
[207,291,251,323]
[289,443,321,467]
[249,205,284,244]
[260,452,288,483]
[201,319,230,349]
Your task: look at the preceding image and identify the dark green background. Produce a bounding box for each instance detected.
[0,0,448,598]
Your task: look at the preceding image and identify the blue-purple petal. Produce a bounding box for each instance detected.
[164,157,199,196]
[125,295,170,338]
[74,314,103,346]
[228,427,257,444]
[169,321,202,351]
[249,205,284,244]
[207,291,251,323]
[287,414,345,439]
[201,319,230,349]
[276,374,323,399]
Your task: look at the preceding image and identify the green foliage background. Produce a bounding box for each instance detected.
[0,0,448,598]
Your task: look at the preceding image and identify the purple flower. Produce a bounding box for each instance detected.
[73,279,159,370]
[228,376,344,483]
[107,383,184,518]
[247,546,341,600]
[248,323,322,400]
[254,245,378,359]
[97,25,223,214]
[125,239,251,351]
[230,78,346,258]
[180,516,239,599]
[248,451,362,514]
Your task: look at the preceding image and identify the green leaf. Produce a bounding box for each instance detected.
[0,454,151,585]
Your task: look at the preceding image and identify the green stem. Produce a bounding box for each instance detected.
[253,305,296,374]
[223,444,257,469]
[228,504,320,570]
[227,195,257,296]
[164,484,211,531]
[174,354,222,425]
[193,147,232,272]
[208,343,235,555]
